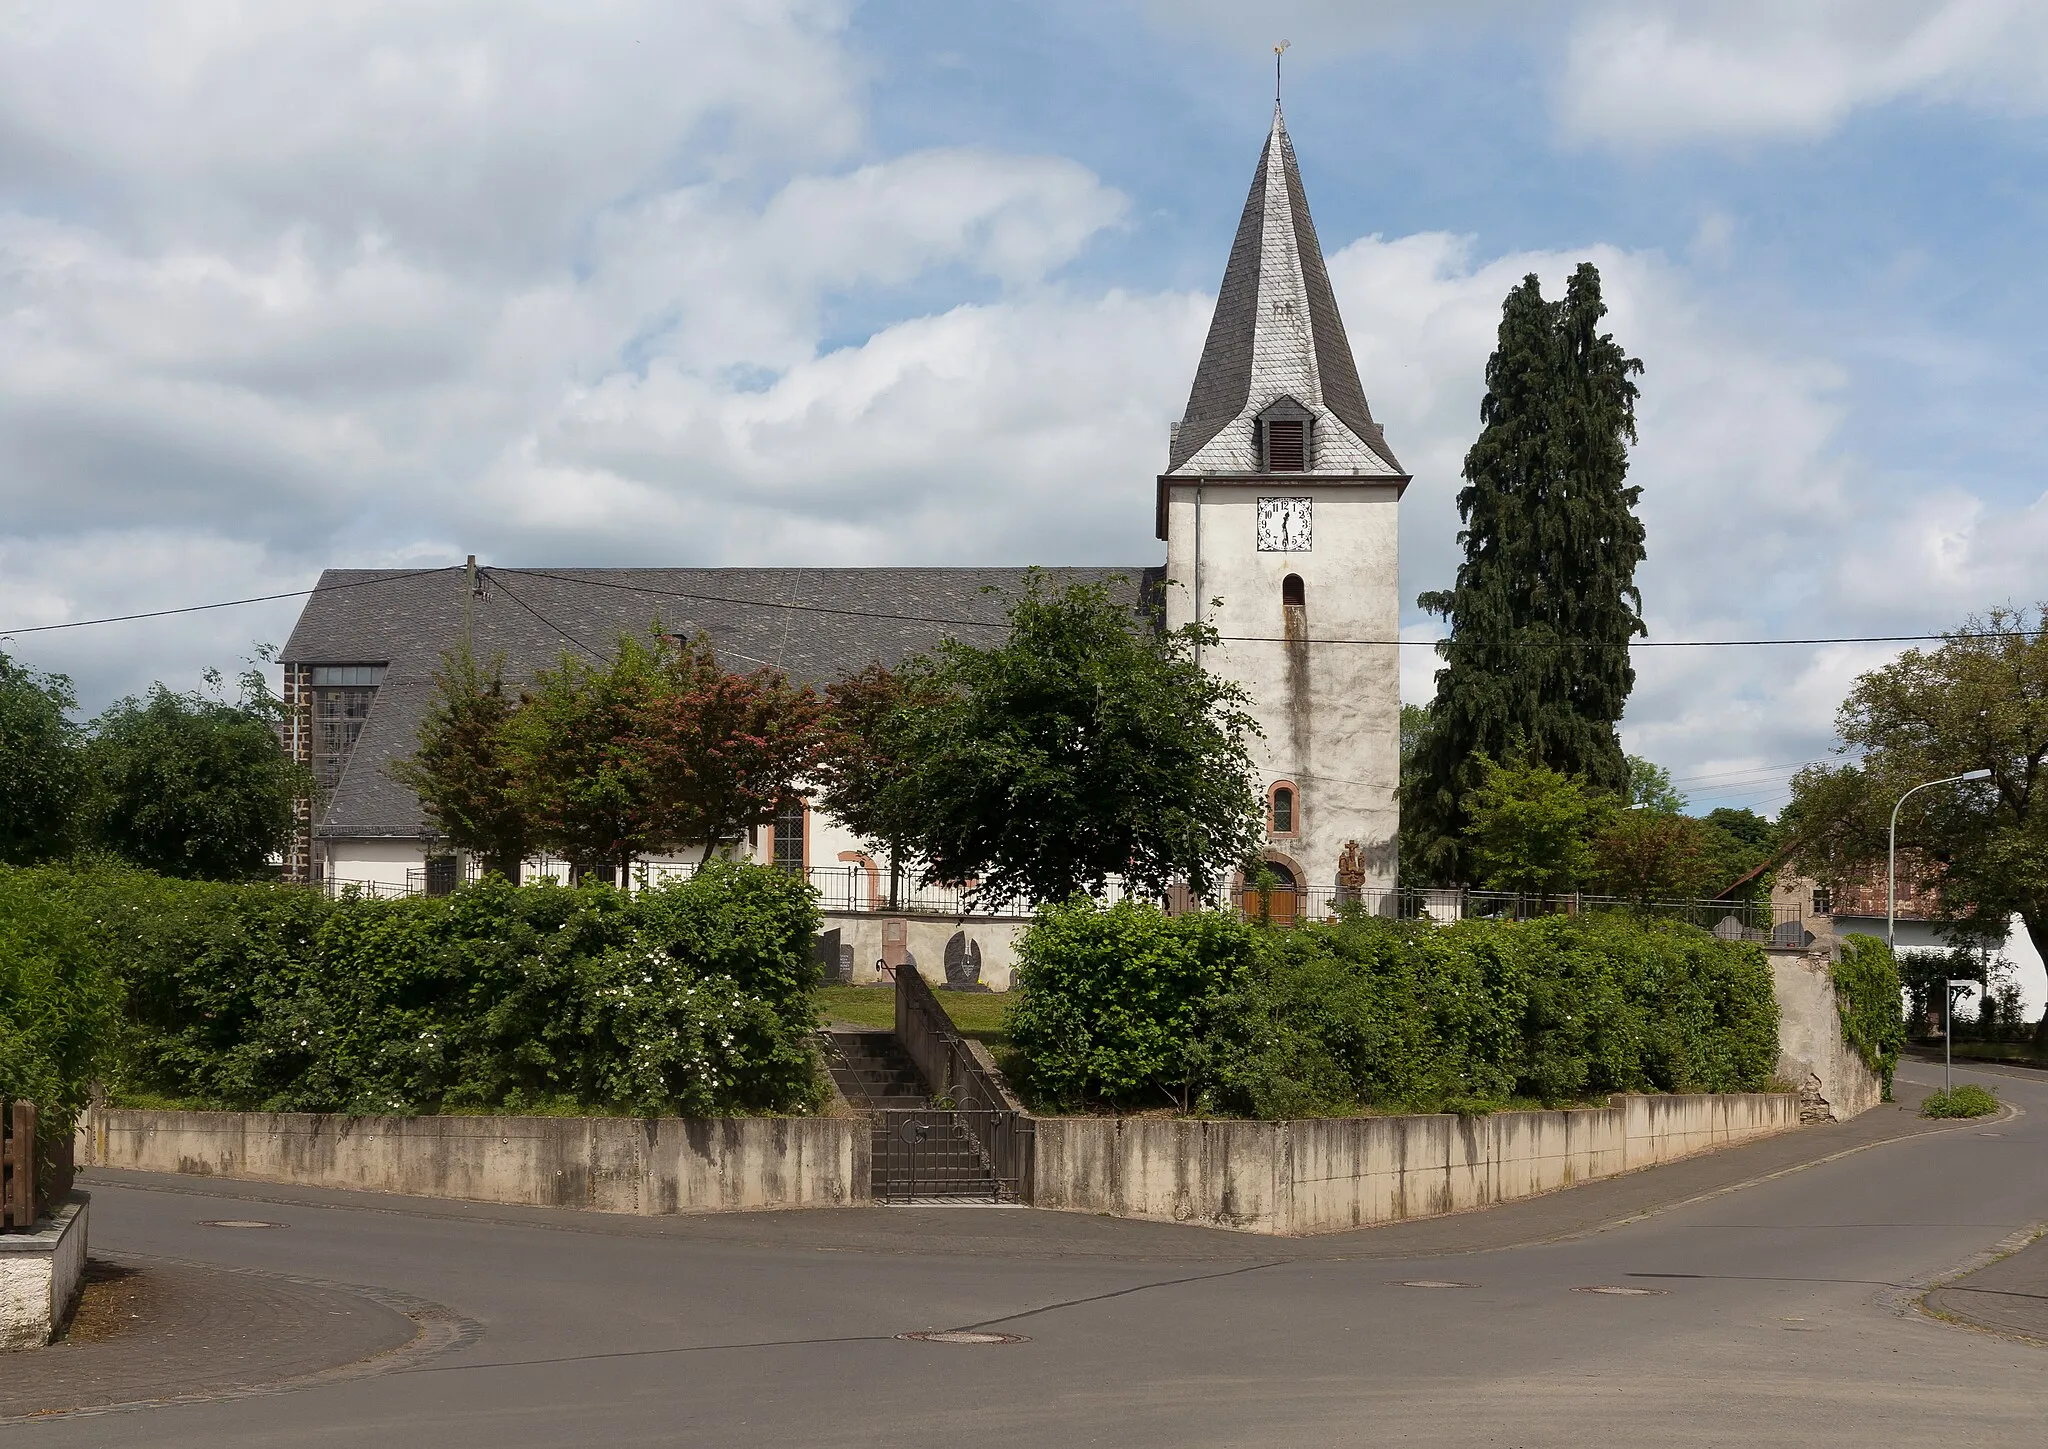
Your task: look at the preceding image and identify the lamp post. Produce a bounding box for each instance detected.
[1887,769,1992,949]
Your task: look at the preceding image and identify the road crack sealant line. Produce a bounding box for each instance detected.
[0,1252,485,1426]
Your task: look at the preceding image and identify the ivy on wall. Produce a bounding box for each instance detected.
[1831,933,1907,1100]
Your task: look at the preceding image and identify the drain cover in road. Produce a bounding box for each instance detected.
[898,1330,1028,1345]
[1398,1280,1478,1289]
[1573,1285,1664,1295]
[200,1219,287,1229]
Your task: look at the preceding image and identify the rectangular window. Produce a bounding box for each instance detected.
[773,800,806,872]
[311,682,380,790]
[310,664,387,687]
[1265,419,1306,472]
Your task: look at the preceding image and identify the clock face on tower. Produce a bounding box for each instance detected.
[1256,496,1312,553]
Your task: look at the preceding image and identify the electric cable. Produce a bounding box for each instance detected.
[3,561,2030,653]
[0,567,461,637]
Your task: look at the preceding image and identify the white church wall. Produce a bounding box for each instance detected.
[323,837,434,891]
[1163,479,1403,893]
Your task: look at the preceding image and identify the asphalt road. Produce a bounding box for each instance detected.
[9,1058,2045,1447]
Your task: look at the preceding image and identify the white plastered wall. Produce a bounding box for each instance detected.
[1164,479,1402,892]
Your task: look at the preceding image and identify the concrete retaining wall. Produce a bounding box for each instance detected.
[1768,946,1883,1122]
[76,1111,869,1215]
[1032,1092,1798,1236]
[0,1193,88,1350]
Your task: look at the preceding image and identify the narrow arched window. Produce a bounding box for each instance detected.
[773,798,806,873]
[1271,786,1295,834]
[1282,573,1305,608]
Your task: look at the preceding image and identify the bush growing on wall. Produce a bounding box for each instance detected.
[11,860,823,1117]
[1831,933,1906,1100]
[1007,902,1779,1116]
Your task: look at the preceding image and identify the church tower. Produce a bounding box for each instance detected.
[1158,103,1407,904]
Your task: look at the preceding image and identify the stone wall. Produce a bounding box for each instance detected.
[817,911,1028,992]
[76,1112,868,1216]
[1768,946,1884,1122]
[0,1194,88,1350]
[1031,1092,1799,1236]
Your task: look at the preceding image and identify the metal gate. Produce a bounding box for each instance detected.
[874,1108,1032,1203]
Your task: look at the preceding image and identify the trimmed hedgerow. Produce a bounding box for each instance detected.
[1831,932,1907,1100]
[0,869,122,1135]
[1007,901,1780,1115]
[7,859,824,1117]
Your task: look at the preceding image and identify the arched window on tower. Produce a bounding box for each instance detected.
[1282,573,1305,608]
[1271,786,1295,834]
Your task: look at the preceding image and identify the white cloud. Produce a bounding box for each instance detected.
[1153,0,2048,148]
[2,0,2033,810]
[1559,1,2048,147]
[0,0,864,261]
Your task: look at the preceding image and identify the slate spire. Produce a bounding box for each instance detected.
[1168,105,1400,477]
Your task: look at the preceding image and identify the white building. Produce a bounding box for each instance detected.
[279,103,1405,982]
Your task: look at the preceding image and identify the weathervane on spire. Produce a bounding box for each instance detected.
[1274,39,1289,103]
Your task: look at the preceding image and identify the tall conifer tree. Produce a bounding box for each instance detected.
[1403,263,1645,884]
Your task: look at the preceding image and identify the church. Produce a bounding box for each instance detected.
[279,104,1407,986]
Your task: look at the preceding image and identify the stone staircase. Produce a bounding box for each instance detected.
[821,1028,930,1111]
[820,1027,1004,1201]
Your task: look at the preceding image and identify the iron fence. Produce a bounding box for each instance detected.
[305,860,1807,945]
[894,967,1032,1200]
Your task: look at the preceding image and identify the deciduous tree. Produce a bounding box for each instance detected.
[501,631,670,881]
[0,651,82,866]
[1786,606,2048,1040]
[882,574,1262,907]
[637,637,825,865]
[1464,751,1607,896]
[388,649,529,881]
[83,671,305,880]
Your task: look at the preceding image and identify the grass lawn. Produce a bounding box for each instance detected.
[815,983,1012,1045]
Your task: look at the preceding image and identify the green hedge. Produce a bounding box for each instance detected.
[0,870,121,1134]
[1008,902,1780,1115]
[9,860,824,1117]
[1831,933,1907,1100]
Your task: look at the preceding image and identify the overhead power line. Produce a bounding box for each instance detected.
[492,570,1998,651]
[0,567,460,637]
[0,562,2020,652]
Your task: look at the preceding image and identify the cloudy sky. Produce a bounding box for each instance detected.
[5,0,2047,819]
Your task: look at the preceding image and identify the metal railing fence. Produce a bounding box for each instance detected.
[300,861,1808,943]
[894,967,1031,1201]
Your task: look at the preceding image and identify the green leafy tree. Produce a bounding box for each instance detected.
[1785,606,2048,1040]
[812,663,931,906]
[1697,807,1782,899]
[890,573,1263,907]
[637,637,826,864]
[0,652,83,865]
[501,631,669,880]
[1463,750,1608,895]
[82,672,305,880]
[1405,264,1646,883]
[1626,755,1688,812]
[1591,809,1713,900]
[388,649,530,881]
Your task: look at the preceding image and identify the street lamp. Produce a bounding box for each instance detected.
[1887,769,1992,949]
